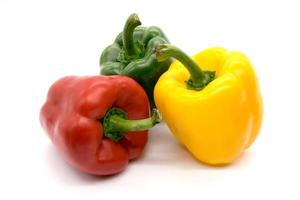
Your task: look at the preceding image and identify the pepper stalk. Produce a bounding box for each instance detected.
[122,13,143,60]
[155,44,215,90]
[103,108,161,141]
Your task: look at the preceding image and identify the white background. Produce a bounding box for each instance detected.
[1,0,300,199]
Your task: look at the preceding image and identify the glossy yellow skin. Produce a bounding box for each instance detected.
[154,47,263,164]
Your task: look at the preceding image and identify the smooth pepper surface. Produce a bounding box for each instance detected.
[154,45,263,165]
[100,14,171,108]
[40,76,159,175]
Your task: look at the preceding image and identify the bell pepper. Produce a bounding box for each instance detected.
[40,75,160,175]
[100,13,171,108]
[154,44,263,165]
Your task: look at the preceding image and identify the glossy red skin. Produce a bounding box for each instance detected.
[40,75,150,175]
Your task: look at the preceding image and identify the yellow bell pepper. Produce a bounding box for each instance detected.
[154,44,263,165]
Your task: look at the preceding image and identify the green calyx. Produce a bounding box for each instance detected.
[103,107,161,141]
[185,71,215,90]
[155,44,215,91]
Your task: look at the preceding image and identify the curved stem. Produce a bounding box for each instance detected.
[122,13,141,57]
[103,108,161,141]
[109,115,156,133]
[155,44,215,90]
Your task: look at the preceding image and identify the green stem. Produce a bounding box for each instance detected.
[155,44,215,90]
[122,13,141,57]
[103,108,161,141]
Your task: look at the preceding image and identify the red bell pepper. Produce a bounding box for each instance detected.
[40,75,160,175]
